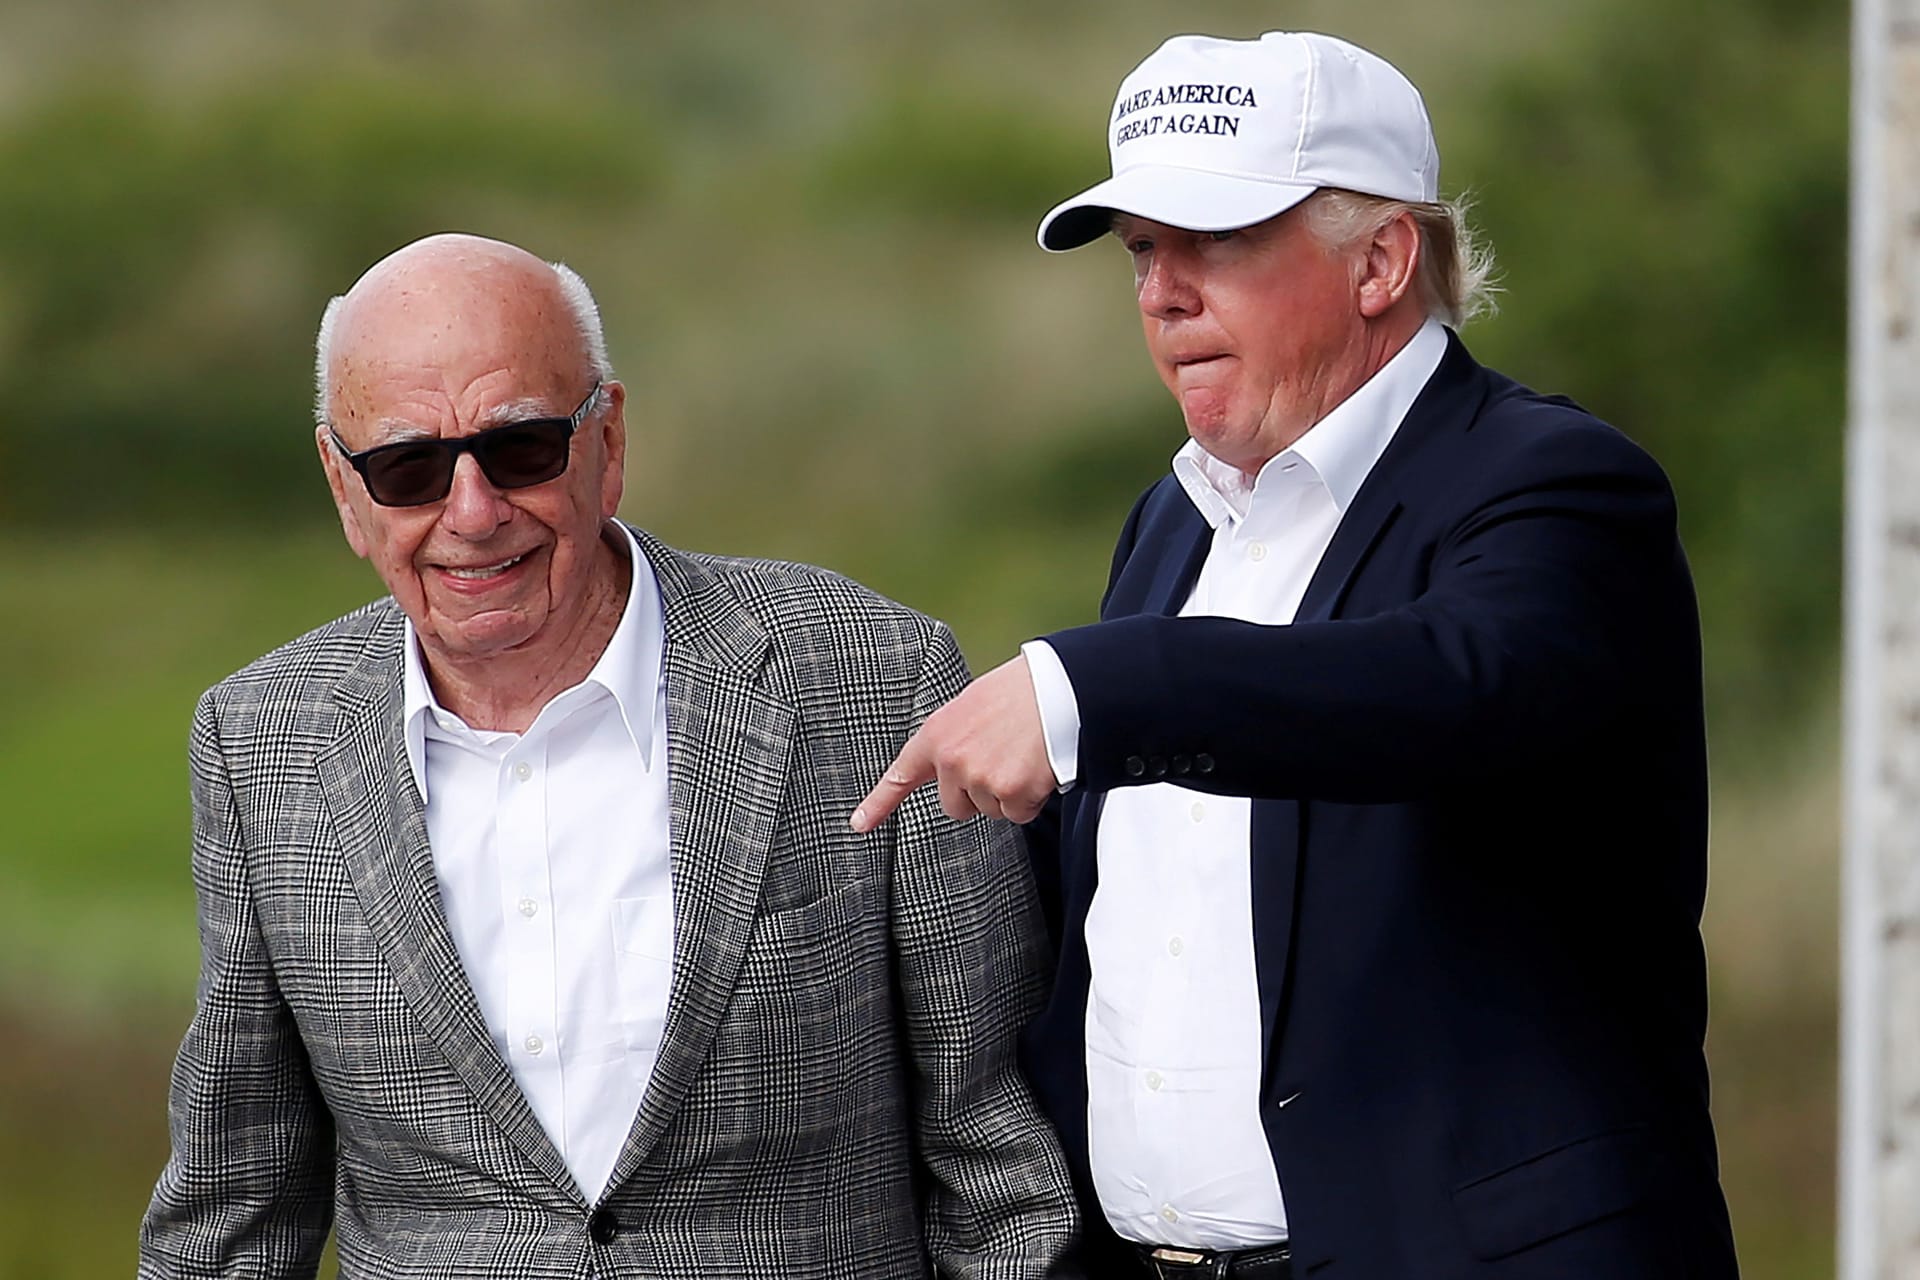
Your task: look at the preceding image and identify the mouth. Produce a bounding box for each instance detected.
[1172,352,1230,370]
[437,551,530,581]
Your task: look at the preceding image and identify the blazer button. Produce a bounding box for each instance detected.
[1125,755,1147,778]
[1172,754,1192,776]
[588,1208,619,1245]
[1148,757,1169,779]
[1194,753,1216,775]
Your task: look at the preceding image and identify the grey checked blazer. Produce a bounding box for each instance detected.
[138,528,1078,1279]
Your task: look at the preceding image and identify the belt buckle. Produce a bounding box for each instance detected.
[1150,1248,1211,1265]
[1147,1246,1219,1278]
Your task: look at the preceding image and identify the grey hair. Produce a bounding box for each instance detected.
[551,260,614,384]
[312,258,614,427]
[1301,189,1500,328]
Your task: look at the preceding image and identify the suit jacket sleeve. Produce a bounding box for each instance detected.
[137,691,335,1279]
[889,623,1079,1278]
[1049,420,1694,801]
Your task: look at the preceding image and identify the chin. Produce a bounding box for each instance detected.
[436,610,543,658]
[1185,420,1254,462]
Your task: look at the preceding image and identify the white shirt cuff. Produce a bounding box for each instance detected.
[1019,639,1081,790]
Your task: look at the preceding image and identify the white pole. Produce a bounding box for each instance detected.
[1842,0,1920,1276]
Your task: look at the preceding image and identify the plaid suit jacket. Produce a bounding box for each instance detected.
[138,528,1078,1279]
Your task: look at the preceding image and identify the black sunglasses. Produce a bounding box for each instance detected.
[330,382,602,507]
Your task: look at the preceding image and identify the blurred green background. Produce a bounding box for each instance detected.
[0,0,1844,1275]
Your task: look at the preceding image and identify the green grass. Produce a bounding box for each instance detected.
[0,534,379,1018]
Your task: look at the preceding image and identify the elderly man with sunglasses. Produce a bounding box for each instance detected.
[137,233,1078,1280]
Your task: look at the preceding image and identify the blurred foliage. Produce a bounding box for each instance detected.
[0,0,1846,756]
[0,0,1848,1275]
[1457,0,1847,744]
[811,82,1090,221]
[0,73,656,528]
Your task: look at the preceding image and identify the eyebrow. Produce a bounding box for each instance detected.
[361,420,436,446]
[362,398,557,445]
[476,398,554,430]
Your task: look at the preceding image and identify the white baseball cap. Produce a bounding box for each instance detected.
[1037,31,1440,252]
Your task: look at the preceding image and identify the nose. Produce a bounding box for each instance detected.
[438,453,512,539]
[1136,246,1201,320]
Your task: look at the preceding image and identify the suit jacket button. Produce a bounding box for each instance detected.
[1148,756,1169,779]
[1172,754,1192,775]
[588,1208,619,1244]
[1194,753,1216,775]
[1125,755,1147,778]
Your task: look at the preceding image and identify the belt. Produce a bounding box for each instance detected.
[1131,1242,1292,1279]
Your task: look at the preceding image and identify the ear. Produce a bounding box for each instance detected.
[315,425,372,560]
[1357,210,1421,319]
[596,380,628,519]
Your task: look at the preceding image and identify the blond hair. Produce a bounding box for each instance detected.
[1302,189,1500,327]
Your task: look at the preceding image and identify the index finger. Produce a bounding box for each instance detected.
[850,732,935,833]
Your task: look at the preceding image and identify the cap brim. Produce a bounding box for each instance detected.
[1036,165,1319,252]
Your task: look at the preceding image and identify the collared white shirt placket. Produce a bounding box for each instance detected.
[494,694,566,1136]
[404,523,674,1205]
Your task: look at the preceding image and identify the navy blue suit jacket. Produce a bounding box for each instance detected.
[1022,335,1739,1278]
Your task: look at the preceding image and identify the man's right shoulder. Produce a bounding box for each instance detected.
[1129,473,1189,524]
[202,596,404,712]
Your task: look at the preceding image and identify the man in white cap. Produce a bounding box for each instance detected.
[855,31,1740,1279]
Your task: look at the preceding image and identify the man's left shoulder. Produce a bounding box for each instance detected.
[698,551,935,632]
[1467,364,1669,485]
[641,532,954,680]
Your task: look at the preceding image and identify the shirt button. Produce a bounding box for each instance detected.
[1190,801,1206,823]
[1247,541,1268,562]
[524,1034,544,1056]
[1161,1204,1180,1225]
[1145,1069,1164,1091]
[513,761,532,782]
[1168,936,1184,957]
[518,898,538,918]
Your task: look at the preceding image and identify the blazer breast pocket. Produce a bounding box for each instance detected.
[1451,1125,1666,1260]
[744,876,879,972]
[731,877,886,1049]
[701,877,887,1148]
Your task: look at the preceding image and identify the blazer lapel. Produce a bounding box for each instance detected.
[1256,335,1495,1084]
[604,532,796,1186]
[1296,332,1492,624]
[315,617,577,1197]
[1106,488,1212,620]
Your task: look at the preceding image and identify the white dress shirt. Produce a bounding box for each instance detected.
[1022,318,1448,1247]
[402,522,672,1206]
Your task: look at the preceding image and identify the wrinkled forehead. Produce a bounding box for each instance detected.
[328,258,585,424]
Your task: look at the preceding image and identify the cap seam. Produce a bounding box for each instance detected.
[1112,161,1322,188]
[1291,32,1316,183]
[1416,86,1436,192]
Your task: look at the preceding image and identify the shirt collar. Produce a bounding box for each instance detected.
[402,521,664,802]
[1172,316,1449,529]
